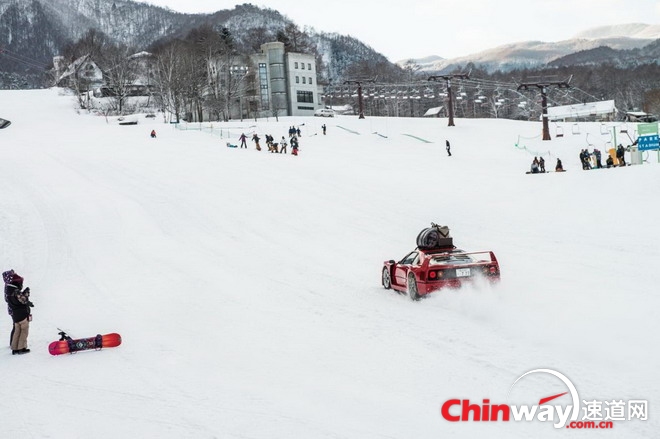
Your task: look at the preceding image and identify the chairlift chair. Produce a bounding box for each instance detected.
[555,125,564,137]
[572,123,581,135]
[600,123,610,135]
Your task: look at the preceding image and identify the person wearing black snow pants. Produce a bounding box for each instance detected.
[446,140,452,156]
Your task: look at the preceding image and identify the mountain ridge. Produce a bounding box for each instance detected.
[398,23,660,73]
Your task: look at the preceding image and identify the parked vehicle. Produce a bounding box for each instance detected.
[314,108,335,117]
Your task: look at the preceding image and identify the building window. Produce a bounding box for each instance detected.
[297,91,314,103]
[308,63,312,70]
[296,76,299,83]
[309,77,312,85]
[302,77,306,84]
[295,62,298,69]
[301,63,305,70]
[259,63,269,110]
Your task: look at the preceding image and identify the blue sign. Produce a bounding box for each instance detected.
[638,134,659,151]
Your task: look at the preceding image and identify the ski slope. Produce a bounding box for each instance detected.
[1,88,658,438]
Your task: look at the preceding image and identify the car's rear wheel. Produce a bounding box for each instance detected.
[408,273,420,301]
[382,268,392,289]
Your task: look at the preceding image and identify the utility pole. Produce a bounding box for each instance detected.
[428,72,470,126]
[344,79,374,119]
[517,76,572,140]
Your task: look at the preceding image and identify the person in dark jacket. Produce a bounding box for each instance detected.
[252,134,261,151]
[291,136,299,156]
[445,140,452,156]
[555,158,564,172]
[593,148,602,168]
[3,270,33,355]
[616,144,626,166]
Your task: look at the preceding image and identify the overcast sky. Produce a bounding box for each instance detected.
[136,0,660,61]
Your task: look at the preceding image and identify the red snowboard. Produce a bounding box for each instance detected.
[49,333,122,355]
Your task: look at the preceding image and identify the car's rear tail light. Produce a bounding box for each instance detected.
[483,265,499,275]
[428,270,444,280]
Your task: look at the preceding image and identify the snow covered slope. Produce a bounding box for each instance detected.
[0,88,658,438]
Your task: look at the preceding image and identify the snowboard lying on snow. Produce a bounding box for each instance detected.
[49,329,122,355]
[0,118,11,129]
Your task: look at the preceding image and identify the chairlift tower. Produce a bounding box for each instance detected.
[518,76,572,140]
[428,72,470,126]
[344,79,375,119]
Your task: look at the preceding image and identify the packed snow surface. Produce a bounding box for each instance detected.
[1,88,658,438]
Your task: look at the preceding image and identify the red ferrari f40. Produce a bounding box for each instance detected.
[382,246,500,300]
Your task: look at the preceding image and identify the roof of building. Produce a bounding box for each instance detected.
[423,106,443,116]
[546,100,617,121]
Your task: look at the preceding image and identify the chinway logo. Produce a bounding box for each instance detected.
[441,368,648,429]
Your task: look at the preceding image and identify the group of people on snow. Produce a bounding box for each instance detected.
[529,156,564,173]
[579,145,627,170]
[3,269,33,355]
[233,129,303,156]
[530,156,546,173]
[529,142,632,174]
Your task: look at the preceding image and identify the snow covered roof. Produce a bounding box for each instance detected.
[330,104,353,114]
[546,100,617,121]
[56,54,105,84]
[423,106,443,116]
[129,51,152,59]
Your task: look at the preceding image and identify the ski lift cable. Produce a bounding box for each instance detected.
[1,48,48,69]
[0,52,46,70]
[570,86,604,103]
[0,49,47,69]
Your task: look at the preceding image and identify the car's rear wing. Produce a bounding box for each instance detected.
[428,250,498,266]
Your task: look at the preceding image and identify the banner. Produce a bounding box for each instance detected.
[637,122,659,151]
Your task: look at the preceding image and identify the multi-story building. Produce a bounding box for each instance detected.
[251,42,322,117]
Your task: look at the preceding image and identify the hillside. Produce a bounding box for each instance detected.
[0,1,396,86]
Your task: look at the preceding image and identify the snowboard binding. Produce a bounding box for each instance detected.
[56,328,103,352]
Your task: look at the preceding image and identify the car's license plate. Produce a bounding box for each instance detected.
[456,268,471,277]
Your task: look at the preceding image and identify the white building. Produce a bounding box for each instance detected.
[251,42,321,117]
[54,54,104,92]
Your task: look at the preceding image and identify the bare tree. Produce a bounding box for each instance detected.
[100,45,139,114]
[61,28,112,63]
[152,41,188,123]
